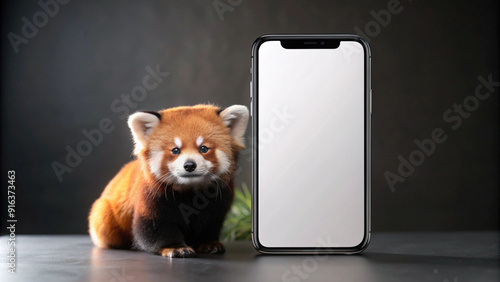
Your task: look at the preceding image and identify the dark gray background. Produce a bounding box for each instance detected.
[1,0,498,234]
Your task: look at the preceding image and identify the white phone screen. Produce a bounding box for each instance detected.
[257,40,367,248]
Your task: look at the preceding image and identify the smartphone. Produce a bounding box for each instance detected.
[251,34,371,254]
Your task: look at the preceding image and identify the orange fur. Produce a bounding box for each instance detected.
[88,161,141,248]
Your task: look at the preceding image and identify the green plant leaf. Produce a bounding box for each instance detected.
[220,182,252,241]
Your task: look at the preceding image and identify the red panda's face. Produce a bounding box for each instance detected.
[163,134,229,186]
[128,105,249,188]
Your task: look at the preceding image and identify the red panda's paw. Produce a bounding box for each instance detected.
[160,246,195,258]
[196,241,225,254]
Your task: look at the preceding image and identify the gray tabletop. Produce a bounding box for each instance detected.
[1,232,498,282]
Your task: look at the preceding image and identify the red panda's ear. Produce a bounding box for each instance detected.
[219,105,249,147]
[128,111,161,154]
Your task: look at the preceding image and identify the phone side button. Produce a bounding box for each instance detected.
[250,100,253,117]
[250,81,253,98]
[370,89,372,114]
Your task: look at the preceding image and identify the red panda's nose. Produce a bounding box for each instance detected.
[184,161,197,172]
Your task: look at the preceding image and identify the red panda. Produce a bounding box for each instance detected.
[88,104,249,258]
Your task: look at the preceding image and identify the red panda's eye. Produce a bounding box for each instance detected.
[199,145,209,154]
[172,147,180,155]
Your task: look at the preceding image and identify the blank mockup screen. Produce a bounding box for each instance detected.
[257,40,366,248]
